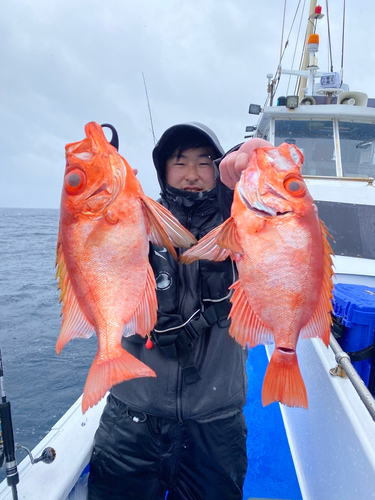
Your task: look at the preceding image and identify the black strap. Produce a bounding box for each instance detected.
[331,313,345,339]
[153,301,231,384]
[348,345,374,362]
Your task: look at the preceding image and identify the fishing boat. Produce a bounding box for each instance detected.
[1,1,375,499]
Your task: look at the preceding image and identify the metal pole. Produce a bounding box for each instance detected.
[0,347,19,500]
[330,334,375,421]
[298,0,317,101]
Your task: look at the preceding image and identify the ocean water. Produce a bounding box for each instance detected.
[0,207,97,481]
[0,207,302,499]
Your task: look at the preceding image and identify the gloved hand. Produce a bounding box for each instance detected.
[219,138,272,189]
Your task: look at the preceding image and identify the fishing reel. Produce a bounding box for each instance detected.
[15,443,56,465]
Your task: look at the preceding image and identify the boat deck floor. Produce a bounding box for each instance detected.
[243,346,302,500]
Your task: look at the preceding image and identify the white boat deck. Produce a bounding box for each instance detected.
[0,396,106,500]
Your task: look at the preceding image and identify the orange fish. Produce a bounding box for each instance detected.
[56,122,197,413]
[180,143,334,409]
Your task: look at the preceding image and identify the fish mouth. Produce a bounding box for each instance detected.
[239,190,291,217]
[85,163,126,213]
[86,182,109,199]
[239,184,292,217]
[248,205,292,217]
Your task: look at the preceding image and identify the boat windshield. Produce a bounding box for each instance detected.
[339,122,375,178]
[274,119,375,178]
[274,120,336,176]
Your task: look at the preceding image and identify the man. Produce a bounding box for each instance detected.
[88,123,270,500]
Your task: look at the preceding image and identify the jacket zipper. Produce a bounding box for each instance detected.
[176,210,193,424]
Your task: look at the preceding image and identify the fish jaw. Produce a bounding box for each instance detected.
[237,143,314,219]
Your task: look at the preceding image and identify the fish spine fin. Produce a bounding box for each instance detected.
[141,196,197,260]
[123,263,157,337]
[180,217,242,264]
[82,350,156,414]
[262,348,308,409]
[55,233,95,354]
[229,280,273,347]
[300,219,335,346]
[56,281,95,354]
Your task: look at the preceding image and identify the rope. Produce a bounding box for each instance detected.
[280,0,303,63]
[280,0,288,66]
[287,0,306,95]
[271,0,305,103]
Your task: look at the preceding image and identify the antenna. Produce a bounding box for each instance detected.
[142,72,157,145]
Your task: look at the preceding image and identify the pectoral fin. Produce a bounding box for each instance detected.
[123,263,157,338]
[141,196,197,260]
[180,217,243,264]
[229,280,273,347]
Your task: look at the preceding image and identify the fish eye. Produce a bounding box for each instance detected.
[64,167,87,195]
[283,175,306,197]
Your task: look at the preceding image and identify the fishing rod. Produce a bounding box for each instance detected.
[142,72,157,145]
[0,347,56,499]
[0,347,19,500]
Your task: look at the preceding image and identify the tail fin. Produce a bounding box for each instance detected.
[82,350,156,413]
[262,348,308,409]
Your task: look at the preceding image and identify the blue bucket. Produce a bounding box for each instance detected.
[332,284,375,391]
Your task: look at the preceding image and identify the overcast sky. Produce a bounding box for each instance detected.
[2,0,374,209]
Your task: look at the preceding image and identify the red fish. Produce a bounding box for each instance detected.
[56,122,197,413]
[180,143,334,409]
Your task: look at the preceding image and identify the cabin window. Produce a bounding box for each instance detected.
[338,122,375,178]
[274,120,336,176]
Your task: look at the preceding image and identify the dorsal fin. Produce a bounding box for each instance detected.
[300,219,335,346]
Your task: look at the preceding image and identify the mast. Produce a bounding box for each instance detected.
[298,0,317,101]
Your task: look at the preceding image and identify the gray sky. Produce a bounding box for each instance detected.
[1,0,374,208]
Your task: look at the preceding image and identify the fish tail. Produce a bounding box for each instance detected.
[81,350,156,413]
[262,348,308,409]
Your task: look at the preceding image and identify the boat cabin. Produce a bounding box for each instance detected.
[255,97,375,286]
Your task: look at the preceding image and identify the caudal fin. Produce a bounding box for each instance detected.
[262,348,308,409]
[82,350,156,413]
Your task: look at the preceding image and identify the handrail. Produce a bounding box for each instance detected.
[329,334,375,421]
[303,175,374,183]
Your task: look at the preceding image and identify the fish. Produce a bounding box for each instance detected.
[180,143,334,409]
[55,122,197,413]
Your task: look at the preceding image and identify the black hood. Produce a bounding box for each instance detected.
[152,122,225,194]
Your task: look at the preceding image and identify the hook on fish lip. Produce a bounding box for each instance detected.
[101,123,119,151]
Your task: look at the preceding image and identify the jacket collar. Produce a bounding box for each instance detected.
[161,184,218,212]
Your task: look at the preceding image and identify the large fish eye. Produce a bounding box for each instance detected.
[283,175,306,198]
[64,168,87,195]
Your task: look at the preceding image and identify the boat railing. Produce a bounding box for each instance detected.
[303,175,374,184]
[329,334,375,421]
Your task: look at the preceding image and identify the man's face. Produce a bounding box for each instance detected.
[165,147,216,192]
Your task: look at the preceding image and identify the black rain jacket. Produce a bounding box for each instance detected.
[111,124,247,422]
